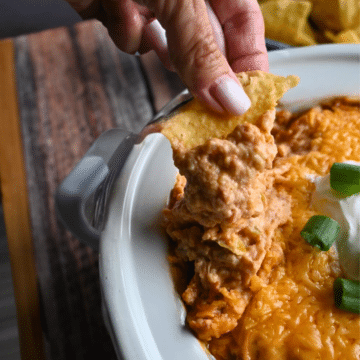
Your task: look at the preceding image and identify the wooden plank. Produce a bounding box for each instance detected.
[0,39,45,360]
[16,25,118,358]
[15,26,117,359]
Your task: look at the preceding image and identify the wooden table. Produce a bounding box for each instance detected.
[0,20,184,360]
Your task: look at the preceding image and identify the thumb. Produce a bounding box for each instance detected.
[154,0,251,115]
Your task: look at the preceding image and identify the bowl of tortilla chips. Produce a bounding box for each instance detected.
[259,0,360,46]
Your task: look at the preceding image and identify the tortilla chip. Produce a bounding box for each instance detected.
[335,29,360,43]
[354,24,360,38]
[325,28,360,44]
[161,71,299,150]
[310,0,360,32]
[260,0,317,46]
[259,0,360,46]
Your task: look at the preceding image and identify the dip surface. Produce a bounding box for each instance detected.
[163,98,360,360]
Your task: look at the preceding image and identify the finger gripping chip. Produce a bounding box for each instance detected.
[161,71,299,150]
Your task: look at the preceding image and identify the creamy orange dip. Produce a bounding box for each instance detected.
[163,98,360,360]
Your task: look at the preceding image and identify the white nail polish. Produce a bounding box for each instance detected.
[205,1,226,55]
[144,19,167,52]
[210,75,251,115]
[144,19,174,70]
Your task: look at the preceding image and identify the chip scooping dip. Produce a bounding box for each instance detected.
[161,71,299,151]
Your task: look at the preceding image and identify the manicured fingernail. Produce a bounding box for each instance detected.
[144,19,174,71]
[144,19,167,53]
[210,75,251,115]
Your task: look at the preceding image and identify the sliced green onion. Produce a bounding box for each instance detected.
[300,215,340,251]
[330,162,360,197]
[333,278,360,314]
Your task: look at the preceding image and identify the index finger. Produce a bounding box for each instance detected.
[209,0,269,72]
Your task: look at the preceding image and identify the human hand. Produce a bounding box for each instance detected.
[65,0,268,115]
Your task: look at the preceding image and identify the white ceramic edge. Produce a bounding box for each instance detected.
[100,137,165,360]
[100,43,360,360]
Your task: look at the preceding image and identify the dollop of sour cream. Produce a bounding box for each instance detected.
[311,161,360,281]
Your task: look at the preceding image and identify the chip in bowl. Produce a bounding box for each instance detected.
[260,0,317,46]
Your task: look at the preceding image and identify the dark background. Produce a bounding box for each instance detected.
[0,0,80,39]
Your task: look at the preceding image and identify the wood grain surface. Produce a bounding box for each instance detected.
[0,39,45,360]
[1,20,184,360]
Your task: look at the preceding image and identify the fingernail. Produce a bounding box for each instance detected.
[210,75,251,115]
[144,19,174,70]
[144,19,167,53]
[205,2,226,55]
